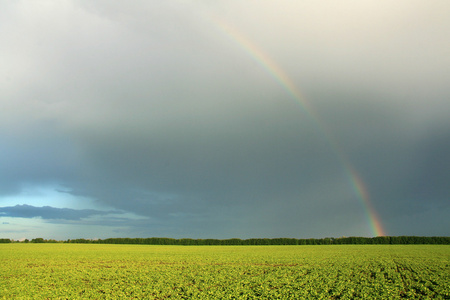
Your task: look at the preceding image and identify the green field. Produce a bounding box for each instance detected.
[1,244,449,299]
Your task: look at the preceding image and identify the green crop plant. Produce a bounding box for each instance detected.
[0,244,448,299]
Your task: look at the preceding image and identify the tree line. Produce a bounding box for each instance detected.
[1,236,449,245]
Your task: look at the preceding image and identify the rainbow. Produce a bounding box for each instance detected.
[214,18,386,237]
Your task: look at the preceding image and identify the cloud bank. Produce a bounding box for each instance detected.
[0,205,120,221]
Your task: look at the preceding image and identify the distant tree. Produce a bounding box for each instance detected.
[55,236,450,245]
[31,238,45,243]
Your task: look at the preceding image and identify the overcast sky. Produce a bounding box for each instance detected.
[1,0,449,240]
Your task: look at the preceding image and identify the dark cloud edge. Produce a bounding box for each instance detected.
[0,204,125,221]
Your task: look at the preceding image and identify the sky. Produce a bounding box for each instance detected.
[1,0,449,240]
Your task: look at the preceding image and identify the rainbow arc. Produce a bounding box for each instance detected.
[214,18,386,237]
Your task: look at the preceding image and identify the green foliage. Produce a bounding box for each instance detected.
[0,244,448,299]
[61,236,450,245]
[9,236,450,245]
[30,238,45,243]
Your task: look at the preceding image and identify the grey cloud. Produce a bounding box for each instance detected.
[0,121,81,197]
[0,1,449,238]
[0,205,121,221]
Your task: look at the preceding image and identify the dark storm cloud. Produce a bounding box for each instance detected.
[0,204,120,221]
[0,121,81,196]
[1,1,449,238]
